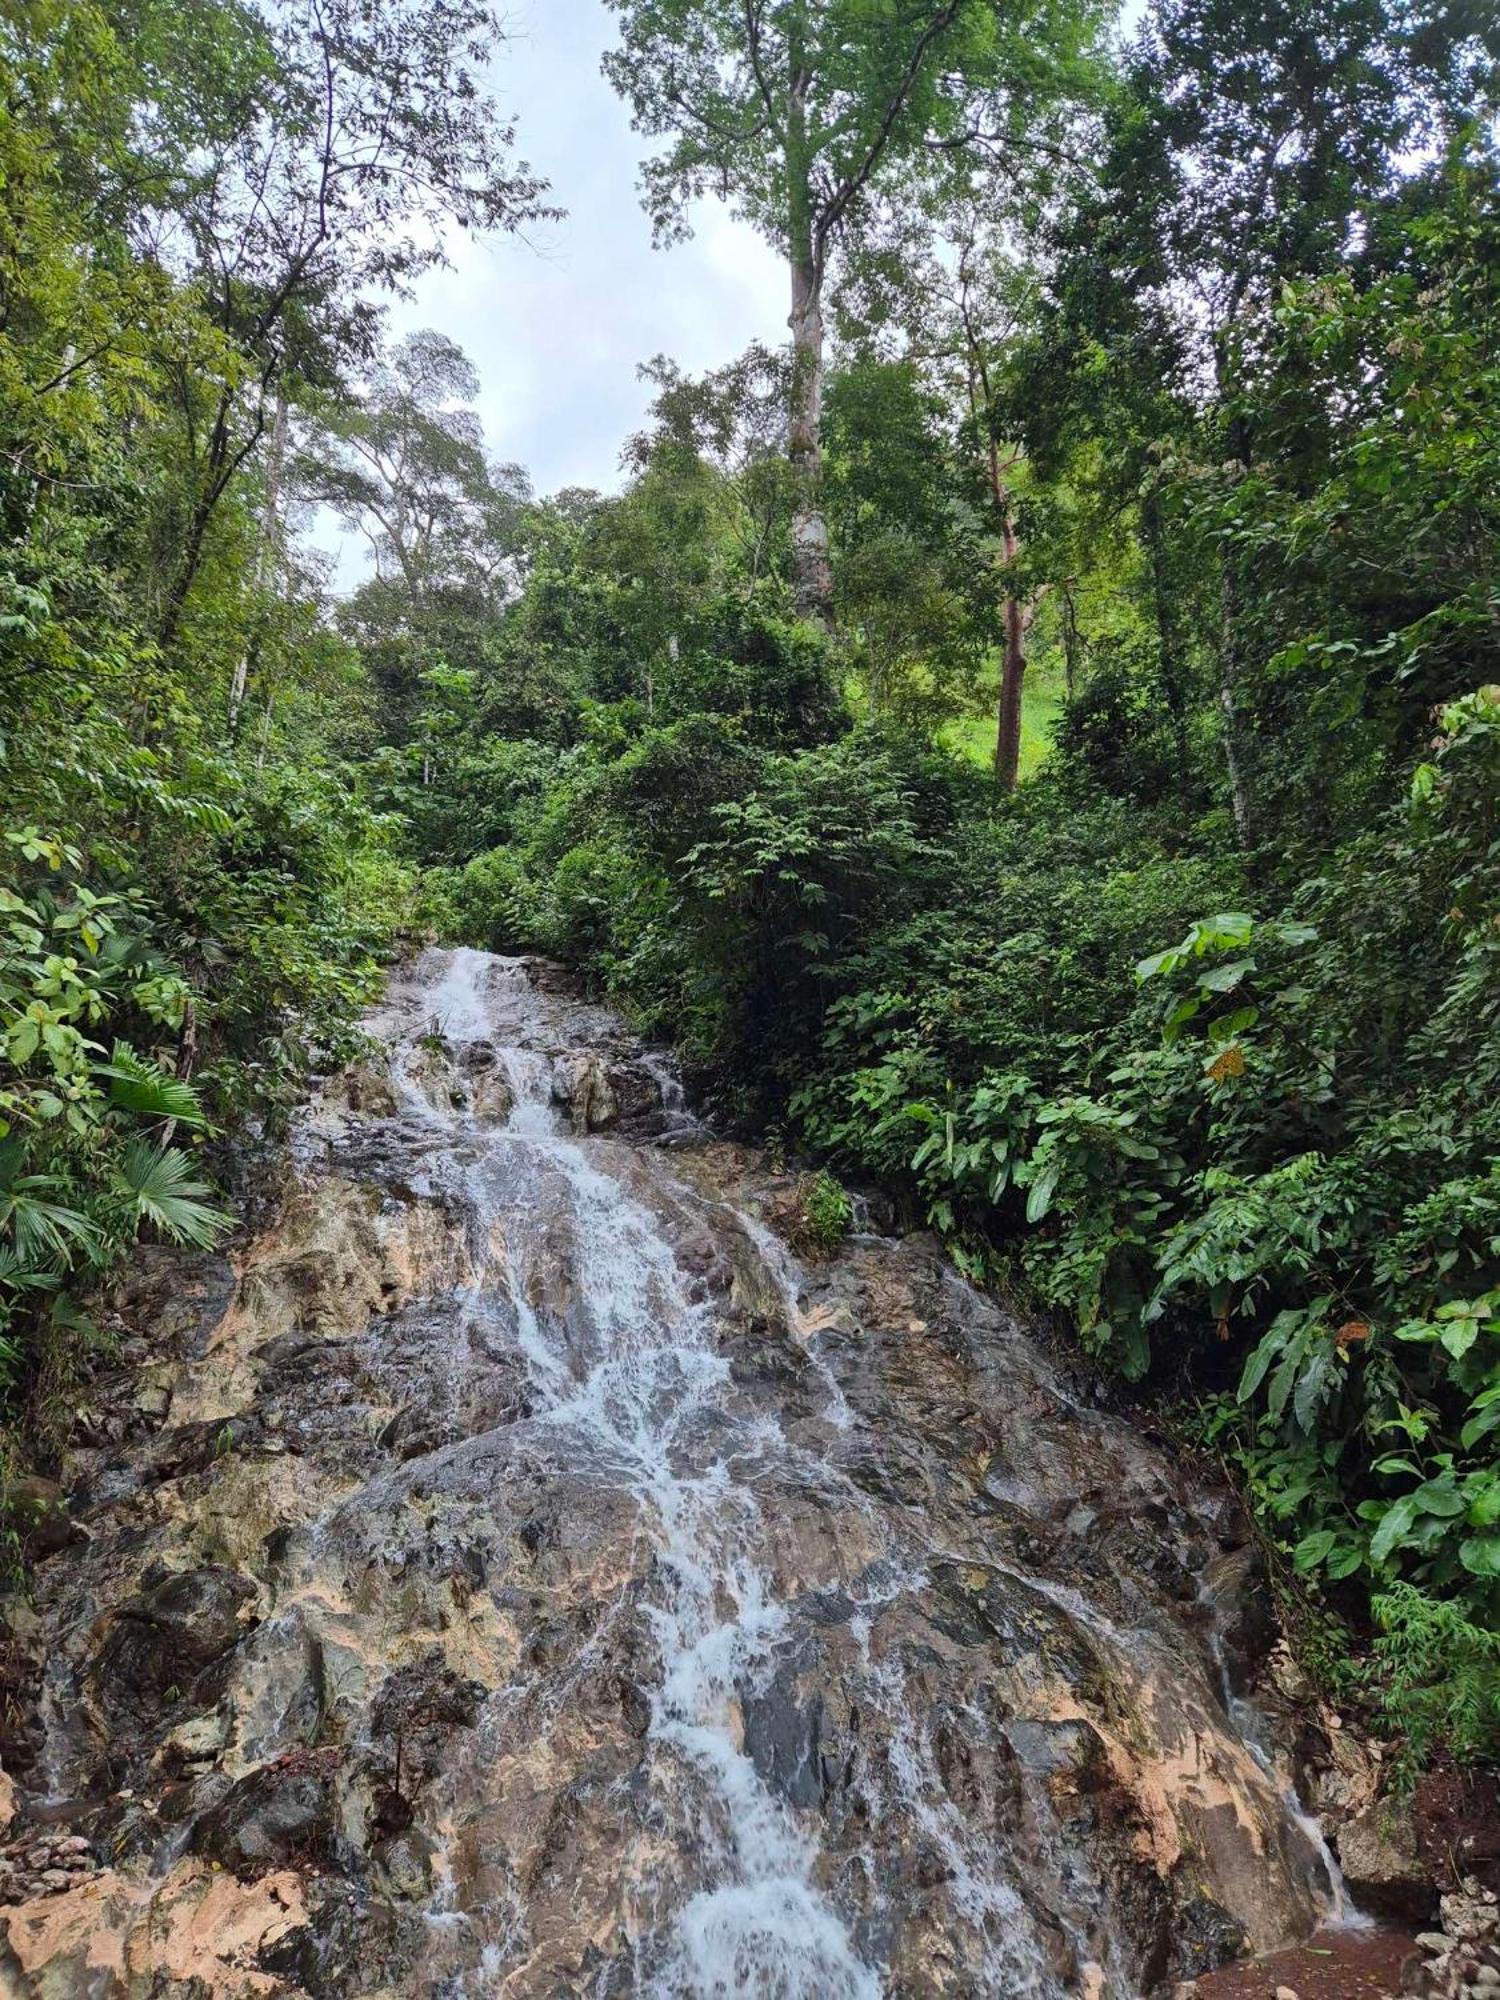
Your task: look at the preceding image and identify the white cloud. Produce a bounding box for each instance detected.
[386,0,786,498]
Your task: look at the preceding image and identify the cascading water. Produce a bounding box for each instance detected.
[0,949,1352,1999]
[388,955,894,1997]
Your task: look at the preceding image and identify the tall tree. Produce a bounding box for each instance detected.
[602,0,1097,625]
[134,0,552,652]
[311,330,532,744]
[1045,0,1499,844]
[850,197,1044,784]
[313,331,530,603]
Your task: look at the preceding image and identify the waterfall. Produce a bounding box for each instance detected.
[5,948,1341,1999]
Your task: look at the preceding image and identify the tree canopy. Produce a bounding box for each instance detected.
[4,0,1500,1777]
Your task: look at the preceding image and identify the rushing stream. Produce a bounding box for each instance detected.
[0,950,1347,1997]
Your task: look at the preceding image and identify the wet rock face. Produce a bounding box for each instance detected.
[95,1565,260,1703]
[0,950,1334,1998]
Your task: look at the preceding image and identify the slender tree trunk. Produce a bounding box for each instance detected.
[1214,353,1254,849]
[985,433,1029,792]
[1219,552,1253,849]
[1141,479,1190,778]
[788,253,831,623]
[228,384,290,741]
[785,60,832,627]
[995,580,1028,789]
[157,503,213,656]
[1060,581,1081,703]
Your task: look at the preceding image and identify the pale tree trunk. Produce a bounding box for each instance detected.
[995,541,1029,790]
[228,383,290,742]
[785,59,833,627]
[788,254,831,625]
[987,441,1031,793]
[1214,356,1254,849]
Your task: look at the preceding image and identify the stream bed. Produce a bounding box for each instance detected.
[0,950,1354,1996]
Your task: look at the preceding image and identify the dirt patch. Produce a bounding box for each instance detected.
[1191,1925,1416,1999]
[1414,1770,1500,1894]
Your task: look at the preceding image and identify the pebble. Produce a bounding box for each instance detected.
[1275,1987,1300,2000]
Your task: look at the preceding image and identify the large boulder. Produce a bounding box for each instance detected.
[551,1051,619,1131]
[194,1751,341,1878]
[1338,1797,1437,1921]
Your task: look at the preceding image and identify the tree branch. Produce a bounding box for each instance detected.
[815,1,965,268]
[743,0,778,121]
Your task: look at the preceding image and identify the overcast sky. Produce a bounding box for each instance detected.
[384,0,787,500]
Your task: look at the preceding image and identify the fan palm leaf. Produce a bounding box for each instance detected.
[114,1140,229,1248]
[95,1041,207,1127]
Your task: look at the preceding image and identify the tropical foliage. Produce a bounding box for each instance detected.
[6,0,1498,1766]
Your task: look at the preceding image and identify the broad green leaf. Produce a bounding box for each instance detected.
[1369,1498,1418,1565]
[1293,1529,1337,1571]
[1458,1534,1500,1579]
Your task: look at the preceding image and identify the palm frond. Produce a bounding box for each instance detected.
[115,1140,229,1248]
[96,1041,207,1127]
[50,1290,101,1346]
[0,1178,101,1266]
[0,1245,64,1292]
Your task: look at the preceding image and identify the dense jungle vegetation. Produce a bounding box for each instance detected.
[3,0,1498,1769]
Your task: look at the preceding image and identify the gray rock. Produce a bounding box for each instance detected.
[1337,1798,1436,1921]
[194,1754,339,1875]
[96,1564,259,1698]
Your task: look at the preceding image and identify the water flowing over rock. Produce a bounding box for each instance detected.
[0,950,1348,1997]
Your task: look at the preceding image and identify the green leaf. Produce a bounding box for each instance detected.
[1293,1529,1337,1571]
[1370,1497,1418,1565]
[1440,1318,1479,1360]
[1458,1534,1500,1579]
[1024,1164,1059,1224]
[1411,1479,1466,1518]
[113,1141,229,1248]
[1461,1402,1500,1450]
[1136,946,1179,983]
[1198,959,1254,993]
[96,1043,206,1127]
[1238,1325,1282,1403]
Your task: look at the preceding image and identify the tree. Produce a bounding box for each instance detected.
[1044,0,1499,843]
[627,344,796,593]
[822,355,989,731]
[310,330,532,744]
[314,331,530,603]
[842,193,1047,783]
[602,0,1097,625]
[135,0,553,651]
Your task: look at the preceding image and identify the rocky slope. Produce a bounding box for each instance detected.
[0,950,1355,1997]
